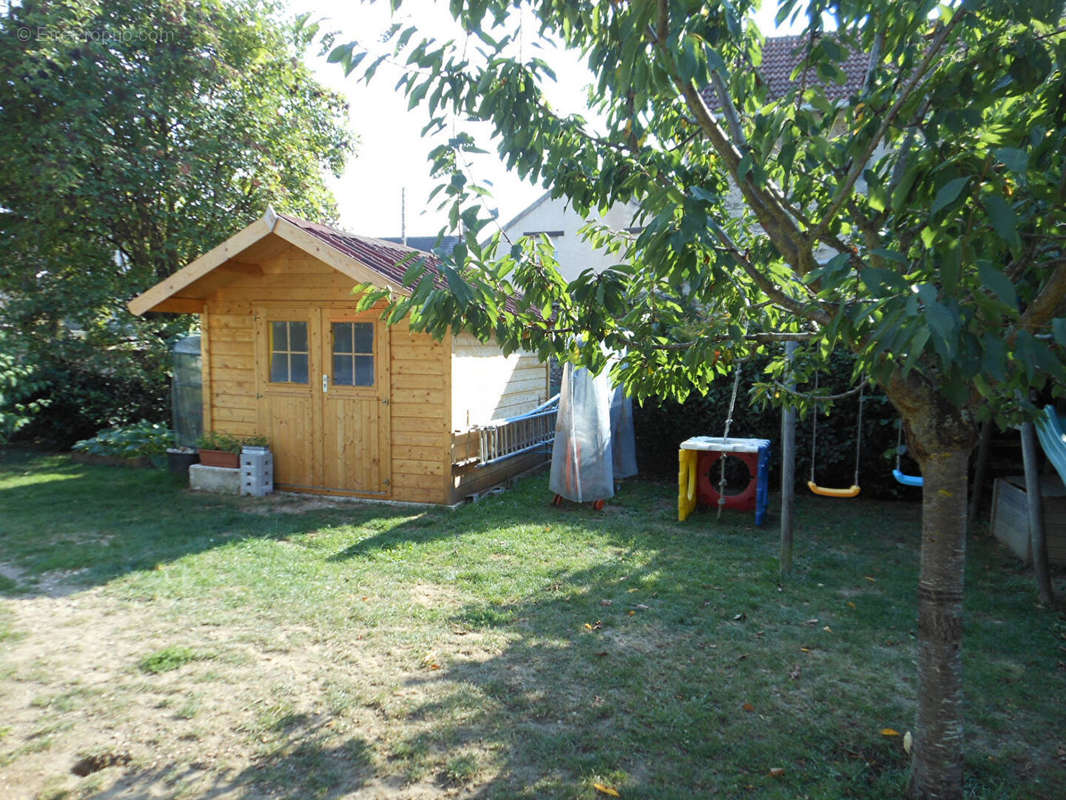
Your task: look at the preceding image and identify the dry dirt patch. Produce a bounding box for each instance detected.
[0,574,511,799]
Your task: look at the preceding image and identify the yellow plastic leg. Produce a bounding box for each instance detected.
[679,449,699,521]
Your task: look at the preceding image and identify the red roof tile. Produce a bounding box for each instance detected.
[702,34,869,109]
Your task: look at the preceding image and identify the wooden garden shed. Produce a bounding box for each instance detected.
[128,208,551,504]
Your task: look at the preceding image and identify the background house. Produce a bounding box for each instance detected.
[496,193,641,283]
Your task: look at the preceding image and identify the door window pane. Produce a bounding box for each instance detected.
[290,322,308,352]
[333,354,353,386]
[331,322,374,387]
[333,321,352,353]
[290,353,309,384]
[354,323,374,353]
[270,354,288,383]
[271,321,288,351]
[355,355,374,386]
[269,321,308,384]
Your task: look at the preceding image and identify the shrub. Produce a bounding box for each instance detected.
[0,333,50,444]
[8,328,173,449]
[72,421,175,459]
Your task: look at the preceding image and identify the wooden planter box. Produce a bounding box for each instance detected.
[198,449,240,469]
[991,475,1066,566]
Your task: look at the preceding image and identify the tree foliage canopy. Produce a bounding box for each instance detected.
[334,2,1066,796]
[342,0,1065,427]
[0,0,353,442]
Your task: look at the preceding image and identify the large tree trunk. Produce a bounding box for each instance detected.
[888,373,975,800]
[908,445,970,799]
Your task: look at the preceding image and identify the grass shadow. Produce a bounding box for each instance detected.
[0,448,417,597]
[82,721,376,799]
[341,486,1064,798]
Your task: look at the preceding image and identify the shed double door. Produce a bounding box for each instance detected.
[254,304,390,496]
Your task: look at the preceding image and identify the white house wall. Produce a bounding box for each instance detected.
[450,333,548,430]
[498,194,641,283]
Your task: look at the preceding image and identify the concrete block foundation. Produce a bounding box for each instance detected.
[189,464,241,495]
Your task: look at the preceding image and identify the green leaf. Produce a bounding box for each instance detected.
[891,163,920,212]
[443,267,473,307]
[982,195,1020,249]
[327,43,351,64]
[930,177,970,216]
[1054,318,1066,347]
[980,333,1007,381]
[860,267,910,297]
[994,147,1028,173]
[977,262,1017,308]
[902,327,930,375]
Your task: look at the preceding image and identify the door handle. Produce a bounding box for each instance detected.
[322,374,329,393]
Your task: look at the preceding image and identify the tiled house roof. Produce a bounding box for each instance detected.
[702,34,868,108]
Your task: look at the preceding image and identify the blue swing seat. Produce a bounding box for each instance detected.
[892,468,923,487]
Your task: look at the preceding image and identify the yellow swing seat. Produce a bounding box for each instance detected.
[807,480,861,498]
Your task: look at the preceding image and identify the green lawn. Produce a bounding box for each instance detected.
[0,448,1063,799]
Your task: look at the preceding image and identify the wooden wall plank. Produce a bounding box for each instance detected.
[392,430,449,447]
[393,444,441,462]
[391,373,446,390]
[391,403,445,420]
[214,407,257,424]
[211,392,256,410]
[394,459,444,477]
[392,361,445,376]
[211,340,254,357]
[212,420,257,437]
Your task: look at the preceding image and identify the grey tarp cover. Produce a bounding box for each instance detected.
[549,362,637,503]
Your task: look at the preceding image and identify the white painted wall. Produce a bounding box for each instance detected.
[451,333,548,430]
[497,193,641,283]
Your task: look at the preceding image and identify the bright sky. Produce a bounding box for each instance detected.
[286,1,803,237]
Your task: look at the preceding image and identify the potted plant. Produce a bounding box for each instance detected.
[240,435,270,452]
[196,431,243,469]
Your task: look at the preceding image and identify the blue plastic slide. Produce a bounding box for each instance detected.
[1035,406,1066,487]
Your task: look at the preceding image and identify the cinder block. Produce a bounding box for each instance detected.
[240,448,274,496]
[189,463,241,495]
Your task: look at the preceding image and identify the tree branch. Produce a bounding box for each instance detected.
[772,377,870,403]
[1018,260,1066,334]
[675,79,820,278]
[815,10,967,238]
[710,69,746,149]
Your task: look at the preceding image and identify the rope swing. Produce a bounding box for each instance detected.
[716,359,744,519]
[807,375,863,498]
[893,419,923,487]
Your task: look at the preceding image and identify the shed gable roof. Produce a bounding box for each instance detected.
[127,208,444,316]
[279,214,444,286]
[381,234,461,256]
